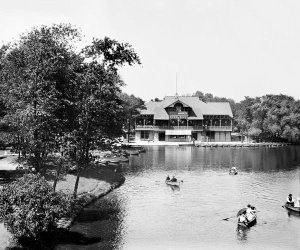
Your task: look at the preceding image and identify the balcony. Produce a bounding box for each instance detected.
[135,125,232,131]
[205,126,232,131]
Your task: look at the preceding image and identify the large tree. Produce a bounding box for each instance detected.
[0,24,80,171]
[68,37,141,197]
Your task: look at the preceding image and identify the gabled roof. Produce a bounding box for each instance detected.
[140,96,233,119]
[203,102,233,117]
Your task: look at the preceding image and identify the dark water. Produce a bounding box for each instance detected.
[2,146,300,249]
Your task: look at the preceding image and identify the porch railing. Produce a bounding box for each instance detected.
[135,125,232,131]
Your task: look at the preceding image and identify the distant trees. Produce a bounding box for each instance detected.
[120,93,145,142]
[191,90,300,142]
[234,95,300,142]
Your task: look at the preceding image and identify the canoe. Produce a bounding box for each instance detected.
[238,214,257,227]
[229,171,238,175]
[165,180,181,187]
[285,203,300,213]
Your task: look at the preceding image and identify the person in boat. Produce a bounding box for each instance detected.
[171,176,177,182]
[295,197,300,208]
[287,194,295,206]
[166,175,170,181]
[230,167,237,173]
[246,204,254,221]
[238,213,247,223]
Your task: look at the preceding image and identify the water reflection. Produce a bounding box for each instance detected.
[56,195,124,250]
[236,226,250,242]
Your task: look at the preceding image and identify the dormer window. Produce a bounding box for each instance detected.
[174,102,183,112]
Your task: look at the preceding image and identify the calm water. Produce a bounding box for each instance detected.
[54,146,300,250]
[1,146,300,249]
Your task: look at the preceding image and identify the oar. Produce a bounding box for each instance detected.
[222,215,236,221]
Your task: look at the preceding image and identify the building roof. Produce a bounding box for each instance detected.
[140,96,233,119]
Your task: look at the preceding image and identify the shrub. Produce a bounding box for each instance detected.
[0,174,74,242]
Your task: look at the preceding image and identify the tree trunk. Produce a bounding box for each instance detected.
[53,157,62,191]
[73,167,81,198]
[127,112,132,143]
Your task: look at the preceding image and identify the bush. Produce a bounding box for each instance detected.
[0,174,75,243]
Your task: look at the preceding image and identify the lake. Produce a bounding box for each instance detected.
[54,145,300,250]
[1,146,300,249]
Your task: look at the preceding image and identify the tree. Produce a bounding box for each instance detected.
[67,37,141,197]
[234,94,300,142]
[120,93,145,142]
[0,24,80,171]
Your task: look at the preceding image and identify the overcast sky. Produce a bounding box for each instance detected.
[1,0,300,102]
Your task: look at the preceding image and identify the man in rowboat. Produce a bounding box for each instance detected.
[171,176,177,182]
[246,205,255,221]
[287,194,295,206]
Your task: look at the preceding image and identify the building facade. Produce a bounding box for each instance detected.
[135,96,233,142]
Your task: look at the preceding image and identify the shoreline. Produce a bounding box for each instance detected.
[124,141,292,147]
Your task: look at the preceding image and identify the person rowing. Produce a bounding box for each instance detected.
[171,176,177,182]
[287,194,295,206]
[166,175,170,181]
[229,167,238,174]
[246,204,255,221]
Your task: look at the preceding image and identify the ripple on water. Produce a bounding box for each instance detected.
[52,146,300,249]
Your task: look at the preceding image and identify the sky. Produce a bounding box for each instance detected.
[1,0,300,102]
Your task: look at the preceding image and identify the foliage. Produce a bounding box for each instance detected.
[0,24,80,171]
[0,174,74,241]
[192,91,300,142]
[120,93,145,142]
[0,24,141,187]
[63,34,141,197]
[235,94,300,141]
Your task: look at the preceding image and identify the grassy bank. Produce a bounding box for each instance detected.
[0,155,125,231]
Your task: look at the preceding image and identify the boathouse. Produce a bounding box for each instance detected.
[135,96,233,142]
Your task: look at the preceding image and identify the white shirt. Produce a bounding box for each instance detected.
[239,214,246,223]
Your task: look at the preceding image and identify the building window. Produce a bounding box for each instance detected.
[141,130,150,139]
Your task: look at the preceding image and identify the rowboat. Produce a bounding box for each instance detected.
[165,180,181,187]
[229,167,238,175]
[285,203,300,213]
[238,214,257,227]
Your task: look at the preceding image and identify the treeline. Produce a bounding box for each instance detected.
[0,24,142,196]
[191,91,300,142]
